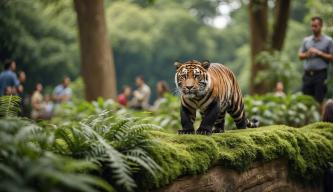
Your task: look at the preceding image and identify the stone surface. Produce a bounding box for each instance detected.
[154,160,320,192]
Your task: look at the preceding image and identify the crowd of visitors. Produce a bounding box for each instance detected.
[117,75,170,111]
[0,59,72,120]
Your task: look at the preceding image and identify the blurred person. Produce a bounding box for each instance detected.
[0,59,19,96]
[129,75,151,110]
[18,71,26,84]
[42,94,54,119]
[4,86,14,95]
[17,71,27,116]
[31,83,44,120]
[117,85,131,106]
[17,71,26,94]
[53,76,72,103]
[298,16,333,114]
[151,81,170,110]
[323,99,333,123]
[274,81,286,97]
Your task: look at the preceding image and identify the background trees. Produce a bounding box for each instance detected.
[0,0,79,92]
[248,0,291,94]
[0,0,332,100]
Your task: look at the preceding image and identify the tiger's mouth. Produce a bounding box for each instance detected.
[181,88,205,98]
[182,88,198,94]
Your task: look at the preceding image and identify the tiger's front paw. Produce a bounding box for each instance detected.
[196,128,212,135]
[178,129,195,134]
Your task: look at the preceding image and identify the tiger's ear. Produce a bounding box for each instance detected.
[201,60,210,69]
[174,61,183,69]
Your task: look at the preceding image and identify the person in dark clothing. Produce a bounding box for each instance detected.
[298,16,333,114]
[0,59,19,96]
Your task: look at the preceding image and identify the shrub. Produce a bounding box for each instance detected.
[0,118,113,192]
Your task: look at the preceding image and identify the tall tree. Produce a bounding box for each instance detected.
[271,0,291,51]
[248,0,268,94]
[248,0,291,94]
[74,0,117,101]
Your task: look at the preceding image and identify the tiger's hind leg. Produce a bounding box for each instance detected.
[228,102,247,129]
[212,112,226,133]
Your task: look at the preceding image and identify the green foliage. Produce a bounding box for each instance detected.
[0,110,162,192]
[0,96,162,191]
[53,111,161,191]
[255,51,300,93]
[70,77,85,99]
[0,95,21,117]
[0,118,113,192]
[240,93,320,127]
[0,0,78,92]
[150,93,181,132]
[53,93,320,133]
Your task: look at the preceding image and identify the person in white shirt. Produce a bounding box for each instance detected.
[129,75,151,110]
[53,76,72,103]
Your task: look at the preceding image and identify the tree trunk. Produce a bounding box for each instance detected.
[248,0,268,94]
[271,0,291,51]
[74,0,117,101]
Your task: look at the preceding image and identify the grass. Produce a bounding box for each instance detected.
[137,122,333,189]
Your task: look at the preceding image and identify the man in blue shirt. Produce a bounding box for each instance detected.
[53,76,72,103]
[0,60,19,96]
[299,16,333,113]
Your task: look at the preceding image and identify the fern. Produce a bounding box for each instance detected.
[0,118,114,192]
[0,95,21,118]
[52,110,162,191]
[80,121,137,191]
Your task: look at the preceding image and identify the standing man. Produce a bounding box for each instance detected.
[53,76,72,103]
[0,59,19,96]
[299,16,333,113]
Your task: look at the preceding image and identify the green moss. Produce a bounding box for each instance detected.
[141,122,333,189]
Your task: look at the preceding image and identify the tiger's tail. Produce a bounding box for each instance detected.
[247,118,259,128]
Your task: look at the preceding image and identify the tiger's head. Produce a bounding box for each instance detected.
[174,60,211,98]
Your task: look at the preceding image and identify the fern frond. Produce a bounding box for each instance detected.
[0,95,21,118]
[0,163,24,184]
[80,122,137,191]
[125,148,162,178]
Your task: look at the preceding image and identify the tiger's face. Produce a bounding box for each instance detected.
[175,60,211,98]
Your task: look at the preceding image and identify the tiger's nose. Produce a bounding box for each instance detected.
[186,85,194,90]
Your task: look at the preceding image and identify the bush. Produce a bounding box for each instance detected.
[0,118,113,192]
[0,96,162,192]
[52,93,320,132]
[238,93,320,128]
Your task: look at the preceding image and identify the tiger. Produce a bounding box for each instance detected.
[174,60,259,135]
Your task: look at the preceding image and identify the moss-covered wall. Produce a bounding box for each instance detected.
[137,122,333,190]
